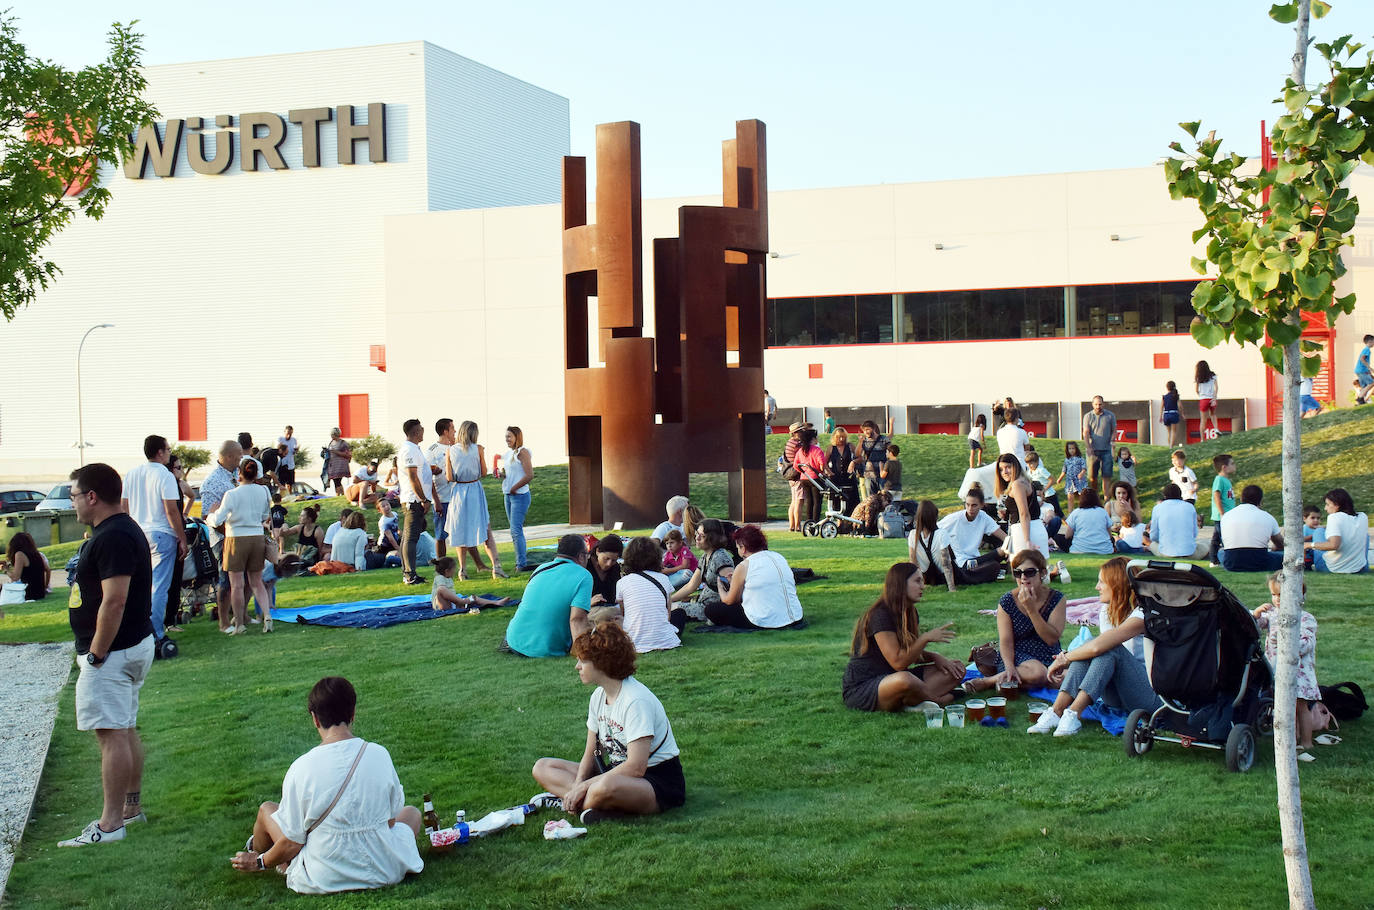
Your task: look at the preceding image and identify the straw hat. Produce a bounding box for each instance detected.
[788,420,813,434]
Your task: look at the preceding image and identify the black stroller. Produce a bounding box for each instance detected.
[802,473,864,537]
[1122,561,1274,772]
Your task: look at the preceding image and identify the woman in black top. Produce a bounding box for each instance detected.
[670,519,736,617]
[3,532,49,601]
[1161,380,1182,448]
[841,563,963,711]
[588,534,624,607]
[826,428,859,515]
[283,506,324,564]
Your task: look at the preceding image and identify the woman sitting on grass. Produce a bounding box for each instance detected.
[3,532,50,601]
[616,537,685,652]
[842,563,964,711]
[530,622,685,824]
[669,519,736,620]
[907,499,956,591]
[588,534,624,607]
[966,549,1065,693]
[1055,488,1113,555]
[710,525,803,629]
[1106,480,1141,534]
[1030,557,1160,736]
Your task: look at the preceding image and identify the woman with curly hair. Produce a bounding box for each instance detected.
[530,622,685,824]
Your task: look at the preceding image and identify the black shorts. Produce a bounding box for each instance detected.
[595,754,686,811]
[277,467,295,486]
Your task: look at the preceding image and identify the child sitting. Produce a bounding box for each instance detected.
[660,530,699,589]
[1253,574,1320,757]
[1114,510,1148,554]
[429,557,513,613]
[881,444,903,500]
[1302,505,1327,571]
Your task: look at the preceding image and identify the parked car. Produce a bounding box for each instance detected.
[0,490,46,513]
[37,484,73,511]
[289,482,322,497]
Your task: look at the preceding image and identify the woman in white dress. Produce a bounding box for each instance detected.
[444,421,508,581]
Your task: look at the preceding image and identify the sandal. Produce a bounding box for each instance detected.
[1314,734,1342,746]
[492,565,509,580]
[263,617,273,633]
[457,570,469,582]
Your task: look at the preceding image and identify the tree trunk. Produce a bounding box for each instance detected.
[1275,5,1315,909]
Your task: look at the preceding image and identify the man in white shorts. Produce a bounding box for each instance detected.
[60,463,156,847]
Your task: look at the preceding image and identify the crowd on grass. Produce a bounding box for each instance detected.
[10,381,1371,895]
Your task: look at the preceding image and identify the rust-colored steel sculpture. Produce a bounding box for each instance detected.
[563,119,769,529]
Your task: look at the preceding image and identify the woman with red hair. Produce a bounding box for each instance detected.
[709,525,803,629]
[530,622,685,824]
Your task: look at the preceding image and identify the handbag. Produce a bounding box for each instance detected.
[305,741,369,841]
[1,581,27,606]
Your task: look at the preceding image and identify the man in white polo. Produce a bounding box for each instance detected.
[120,435,186,646]
[60,463,156,846]
[1218,484,1284,572]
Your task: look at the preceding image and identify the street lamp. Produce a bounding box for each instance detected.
[76,323,114,466]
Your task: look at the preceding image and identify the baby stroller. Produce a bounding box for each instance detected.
[1122,561,1274,772]
[802,473,865,538]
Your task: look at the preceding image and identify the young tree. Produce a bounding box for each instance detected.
[348,434,398,468]
[0,16,158,319]
[1165,2,1370,906]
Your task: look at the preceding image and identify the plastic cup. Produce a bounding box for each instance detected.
[946,705,966,728]
[987,696,1007,720]
[1028,701,1050,724]
[924,704,944,728]
[966,699,986,722]
[997,680,1020,701]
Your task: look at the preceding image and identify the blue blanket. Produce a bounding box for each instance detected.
[275,595,516,630]
[959,668,1128,736]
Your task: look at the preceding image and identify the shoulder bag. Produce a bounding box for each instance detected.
[305,741,369,842]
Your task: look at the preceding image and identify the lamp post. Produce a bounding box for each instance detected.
[76,323,114,466]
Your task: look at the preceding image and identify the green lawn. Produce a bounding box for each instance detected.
[7,408,1373,909]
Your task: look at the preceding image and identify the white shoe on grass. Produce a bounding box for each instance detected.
[58,820,124,847]
[1053,708,1083,737]
[1027,710,1061,734]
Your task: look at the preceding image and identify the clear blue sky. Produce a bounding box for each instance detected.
[11,0,1374,197]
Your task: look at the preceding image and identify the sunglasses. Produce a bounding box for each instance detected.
[1011,568,1040,578]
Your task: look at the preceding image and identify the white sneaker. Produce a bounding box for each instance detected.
[1027,709,1061,734]
[58,819,125,847]
[1053,707,1083,737]
[527,792,562,811]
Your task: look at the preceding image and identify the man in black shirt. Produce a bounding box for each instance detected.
[59,463,155,848]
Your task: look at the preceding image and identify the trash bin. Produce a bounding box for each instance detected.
[0,514,21,549]
[21,511,56,546]
[56,509,85,544]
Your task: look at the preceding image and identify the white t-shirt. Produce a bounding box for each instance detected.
[278,435,298,469]
[938,509,1000,564]
[272,739,423,895]
[1325,510,1370,574]
[399,440,433,504]
[427,443,456,503]
[1100,605,1147,665]
[585,676,679,768]
[1150,499,1199,558]
[123,461,179,534]
[1198,376,1218,399]
[1168,465,1199,501]
[330,527,369,571]
[995,424,1029,467]
[323,521,343,545]
[1220,503,1280,550]
[615,572,680,653]
[353,466,379,483]
[1117,523,1146,548]
[651,520,683,541]
[908,527,950,575]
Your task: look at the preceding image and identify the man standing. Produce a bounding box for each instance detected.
[60,463,155,846]
[398,419,432,586]
[120,435,186,647]
[1081,396,1117,499]
[428,418,457,560]
[276,426,299,488]
[199,439,244,632]
[763,389,777,427]
[855,420,889,502]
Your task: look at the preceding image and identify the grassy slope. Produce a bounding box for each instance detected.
[7,409,1374,909]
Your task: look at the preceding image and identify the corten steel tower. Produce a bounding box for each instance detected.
[562,119,769,529]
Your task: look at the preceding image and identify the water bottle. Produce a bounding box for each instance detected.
[454,809,466,826]
[1057,560,1071,584]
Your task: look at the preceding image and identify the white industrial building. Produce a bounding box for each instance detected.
[4,41,1374,482]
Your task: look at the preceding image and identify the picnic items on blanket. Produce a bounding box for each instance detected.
[543,819,587,840]
[427,804,534,852]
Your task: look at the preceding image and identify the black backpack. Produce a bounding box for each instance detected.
[1318,682,1367,721]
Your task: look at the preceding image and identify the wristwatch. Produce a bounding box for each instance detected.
[256,853,266,871]
[85,651,106,667]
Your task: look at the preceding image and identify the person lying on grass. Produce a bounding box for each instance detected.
[530,622,685,824]
[1030,557,1161,736]
[842,563,963,711]
[964,549,1065,694]
[231,677,423,894]
[429,557,513,612]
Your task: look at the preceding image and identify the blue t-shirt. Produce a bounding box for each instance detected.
[504,558,593,658]
[1150,499,1199,558]
[1358,345,1373,378]
[1066,507,1113,555]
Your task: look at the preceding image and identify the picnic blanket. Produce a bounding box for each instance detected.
[693,618,809,634]
[274,595,517,629]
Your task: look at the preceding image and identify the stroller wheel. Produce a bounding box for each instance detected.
[818,519,839,539]
[801,521,819,537]
[1254,697,1275,736]
[1225,724,1256,773]
[1123,709,1153,758]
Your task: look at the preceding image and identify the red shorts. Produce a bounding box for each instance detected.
[1198,398,1216,413]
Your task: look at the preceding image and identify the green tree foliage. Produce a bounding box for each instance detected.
[348,434,398,467]
[170,444,211,473]
[0,16,158,319]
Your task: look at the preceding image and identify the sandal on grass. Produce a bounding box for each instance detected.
[1297,751,1316,763]
[1315,734,1341,746]
[492,565,510,580]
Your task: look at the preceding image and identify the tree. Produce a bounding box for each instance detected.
[0,15,158,319]
[170,444,211,474]
[348,434,398,468]
[1164,2,1371,906]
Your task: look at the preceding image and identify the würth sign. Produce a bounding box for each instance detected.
[123,103,387,178]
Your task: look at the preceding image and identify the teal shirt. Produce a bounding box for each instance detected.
[1211,475,1234,521]
[503,557,592,657]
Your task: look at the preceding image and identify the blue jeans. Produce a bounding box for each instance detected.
[1219,547,1283,573]
[434,500,449,542]
[1060,644,1160,713]
[667,568,694,588]
[504,490,531,568]
[1114,541,1146,554]
[146,529,178,640]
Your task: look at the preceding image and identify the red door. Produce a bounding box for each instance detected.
[1113,420,1139,443]
[918,422,959,435]
[338,394,370,437]
[1186,417,1233,443]
[1265,321,1336,424]
[1022,421,1047,438]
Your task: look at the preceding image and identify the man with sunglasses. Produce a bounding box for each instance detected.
[60,463,155,847]
[936,488,1008,585]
